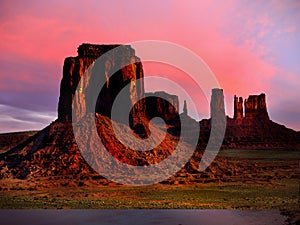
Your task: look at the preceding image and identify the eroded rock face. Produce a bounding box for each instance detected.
[183,100,188,115]
[57,56,92,122]
[233,93,269,120]
[210,88,225,119]
[234,95,243,119]
[244,94,269,119]
[57,43,145,124]
[145,91,179,124]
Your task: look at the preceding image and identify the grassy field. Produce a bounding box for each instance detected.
[0,179,298,210]
[0,150,299,210]
[218,149,300,161]
[0,149,298,210]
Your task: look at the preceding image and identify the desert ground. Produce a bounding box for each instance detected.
[0,149,298,211]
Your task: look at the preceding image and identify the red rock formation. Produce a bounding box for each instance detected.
[198,91,299,150]
[244,93,269,119]
[210,88,225,119]
[233,94,268,120]
[145,91,179,124]
[183,100,188,115]
[0,43,299,187]
[234,95,243,119]
[0,131,37,153]
[57,43,145,124]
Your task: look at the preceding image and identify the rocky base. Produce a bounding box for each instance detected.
[0,114,298,186]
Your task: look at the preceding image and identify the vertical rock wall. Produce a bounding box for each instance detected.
[234,95,243,119]
[233,93,269,120]
[244,94,269,119]
[57,43,145,123]
[145,91,179,124]
[210,88,225,119]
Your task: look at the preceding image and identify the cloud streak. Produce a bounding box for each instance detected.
[0,104,56,133]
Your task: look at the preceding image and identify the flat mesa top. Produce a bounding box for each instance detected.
[77,43,134,58]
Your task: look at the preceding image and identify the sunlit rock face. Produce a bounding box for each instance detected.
[244,93,269,120]
[145,91,179,124]
[234,95,243,119]
[57,43,145,124]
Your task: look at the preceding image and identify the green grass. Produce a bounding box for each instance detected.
[0,179,298,209]
[218,149,300,161]
[0,149,298,209]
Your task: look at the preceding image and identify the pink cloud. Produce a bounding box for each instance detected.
[0,0,299,131]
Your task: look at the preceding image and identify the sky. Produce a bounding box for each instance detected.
[0,0,299,132]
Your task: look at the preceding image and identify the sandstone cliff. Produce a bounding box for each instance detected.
[244,94,269,119]
[57,43,145,125]
[0,44,183,180]
[145,91,179,124]
[234,95,243,119]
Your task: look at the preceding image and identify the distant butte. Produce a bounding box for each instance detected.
[234,93,269,120]
[199,91,299,150]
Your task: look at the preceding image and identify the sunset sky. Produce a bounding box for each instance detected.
[0,0,299,132]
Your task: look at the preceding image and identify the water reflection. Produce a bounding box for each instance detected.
[0,210,288,225]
